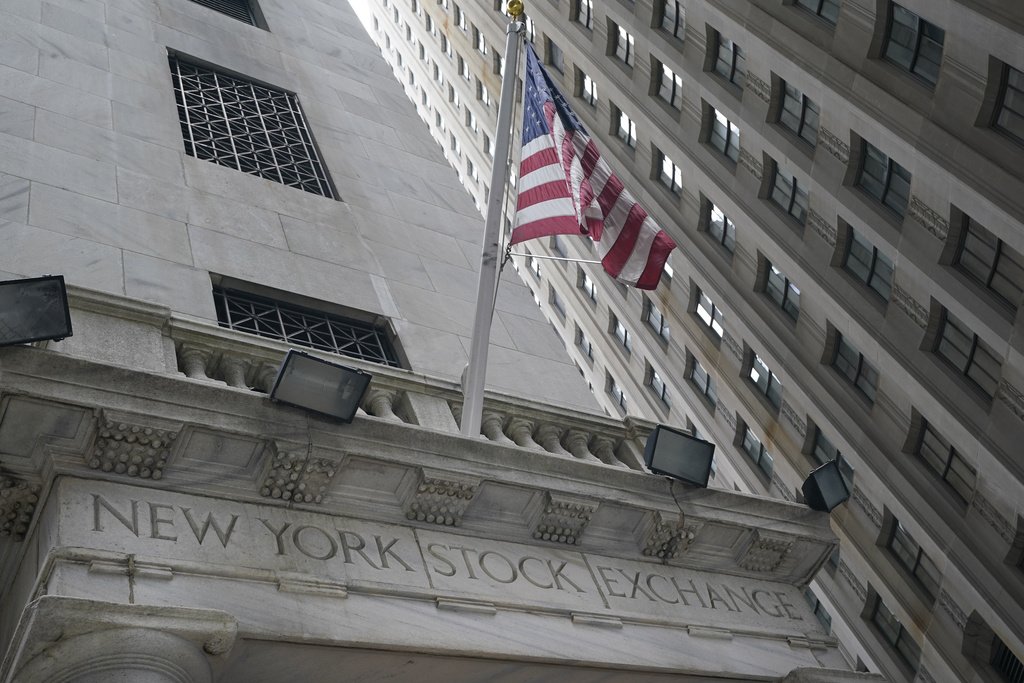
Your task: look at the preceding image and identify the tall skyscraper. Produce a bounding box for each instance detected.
[368,0,1024,680]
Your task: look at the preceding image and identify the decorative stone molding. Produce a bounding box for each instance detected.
[0,475,40,542]
[807,209,837,246]
[505,417,544,450]
[362,388,403,421]
[851,486,882,528]
[534,492,596,545]
[722,331,743,362]
[973,491,1014,543]
[260,450,339,504]
[405,470,479,527]
[480,411,514,444]
[534,424,573,458]
[997,379,1024,421]
[892,284,929,329]
[179,344,213,380]
[780,401,807,438]
[641,512,703,559]
[739,532,792,572]
[771,474,795,502]
[819,128,850,165]
[212,354,250,388]
[746,73,771,104]
[88,419,178,480]
[562,428,603,463]
[738,148,763,181]
[837,560,866,601]
[938,590,967,631]
[719,403,737,430]
[590,435,628,468]
[908,196,949,240]
[915,665,936,683]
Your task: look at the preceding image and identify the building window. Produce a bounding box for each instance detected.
[451,134,461,157]
[373,15,380,32]
[580,271,598,302]
[887,519,941,599]
[994,64,1024,145]
[955,216,1024,308]
[843,228,894,300]
[213,286,400,367]
[434,62,444,84]
[658,63,684,109]
[525,15,536,43]
[915,420,976,505]
[466,109,478,132]
[764,262,800,321]
[425,14,434,34]
[575,0,593,30]
[934,308,1003,400]
[795,0,839,24]
[832,334,879,403]
[439,0,448,10]
[663,259,674,284]
[690,358,718,407]
[660,0,684,40]
[169,58,334,199]
[695,288,724,338]
[990,636,1024,683]
[778,81,820,147]
[581,72,598,106]
[577,327,594,360]
[411,0,421,15]
[436,111,445,132]
[613,25,635,67]
[803,588,832,634]
[649,368,671,407]
[706,201,736,253]
[474,26,487,54]
[768,162,809,225]
[857,140,911,218]
[646,300,670,342]
[459,55,471,81]
[478,81,491,107]
[613,317,632,353]
[884,4,944,87]
[749,353,782,410]
[659,152,683,195]
[551,289,567,318]
[811,429,854,485]
[616,108,637,147]
[713,33,746,88]
[609,376,628,412]
[741,427,774,479]
[454,4,466,30]
[551,235,567,258]
[441,34,452,58]
[871,597,921,671]
[526,253,541,279]
[450,86,461,109]
[548,39,564,73]
[708,108,740,162]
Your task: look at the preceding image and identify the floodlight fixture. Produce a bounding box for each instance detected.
[802,459,852,512]
[644,424,716,488]
[269,349,372,423]
[0,275,72,347]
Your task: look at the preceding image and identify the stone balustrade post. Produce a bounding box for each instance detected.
[561,429,602,463]
[534,424,573,458]
[481,411,514,444]
[505,418,544,450]
[178,346,212,381]
[590,435,628,468]
[215,354,249,389]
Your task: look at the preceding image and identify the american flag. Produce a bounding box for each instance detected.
[511,44,676,290]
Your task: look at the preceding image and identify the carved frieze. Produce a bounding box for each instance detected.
[837,560,866,601]
[534,492,596,545]
[738,148,763,181]
[908,196,949,240]
[88,419,178,480]
[405,471,479,527]
[938,590,967,631]
[998,380,1024,422]
[261,450,340,504]
[722,332,743,362]
[819,128,850,165]
[807,209,837,247]
[719,403,737,430]
[641,512,704,560]
[746,73,771,104]
[892,284,929,329]
[851,486,882,528]
[739,532,792,572]
[0,475,40,542]
[915,665,936,683]
[780,401,807,438]
[771,474,795,503]
[973,491,1014,544]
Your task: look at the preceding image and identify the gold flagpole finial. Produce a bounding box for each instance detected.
[507,0,524,19]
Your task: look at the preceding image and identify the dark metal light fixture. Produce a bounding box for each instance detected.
[0,275,73,347]
[802,460,851,512]
[269,349,372,423]
[644,424,716,488]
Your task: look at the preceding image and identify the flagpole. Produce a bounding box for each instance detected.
[460,3,525,437]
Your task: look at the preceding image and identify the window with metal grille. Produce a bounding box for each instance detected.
[832,334,879,403]
[778,81,820,147]
[575,0,593,30]
[170,59,334,198]
[769,162,809,224]
[614,25,634,66]
[934,308,1003,400]
[884,4,944,87]
[741,427,774,478]
[188,0,259,26]
[690,358,718,407]
[658,63,683,109]
[857,140,911,217]
[660,0,684,40]
[709,108,740,162]
[915,420,975,505]
[659,151,682,195]
[695,288,724,338]
[992,636,1024,683]
[871,597,921,671]
[803,587,832,634]
[956,216,1024,308]
[713,33,746,88]
[764,262,800,321]
[887,519,941,599]
[749,353,782,410]
[795,0,839,25]
[995,64,1024,145]
[844,228,894,300]
[213,287,400,367]
[706,200,736,253]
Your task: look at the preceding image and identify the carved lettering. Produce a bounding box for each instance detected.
[706,583,736,611]
[375,536,415,571]
[751,589,784,617]
[618,569,656,601]
[182,508,239,548]
[478,551,517,584]
[293,525,338,560]
[548,560,586,593]
[451,546,478,579]
[338,531,379,569]
[646,574,679,604]
[259,519,291,555]
[519,557,553,589]
[427,543,457,577]
[597,566,626,597]
[775,591,803,620]
[672,578,708,608]
[724,586,758,614]
[148,503,177,541]
[93,495,139,536]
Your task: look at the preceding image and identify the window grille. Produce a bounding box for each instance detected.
[843,228,893,300]
[884,4,944,87]
[795,0,839,24]
[769,163,809,224]
[991,636,1024,683]
[707,201,736,252]
[778,81,820,146]
[189,0,258,25]
[213,287,399,366]
[169,58,333,198]
[858,141,911,217]
[915,421,975,504]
